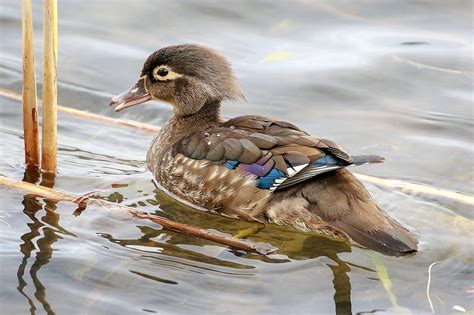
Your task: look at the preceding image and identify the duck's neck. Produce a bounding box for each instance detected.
[163,100,221,138]
[147,100,222,171]
[173,100,222,133]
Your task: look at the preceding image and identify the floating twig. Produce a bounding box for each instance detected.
[0,175,276,255]
[426,260,443,313]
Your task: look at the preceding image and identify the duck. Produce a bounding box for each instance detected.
[110,44,417,256]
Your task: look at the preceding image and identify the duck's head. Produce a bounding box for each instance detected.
[110,44,243,116]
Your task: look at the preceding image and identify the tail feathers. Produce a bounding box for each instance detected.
[351,154,385,166]
[277,167,418,256]
[335,221,418,256]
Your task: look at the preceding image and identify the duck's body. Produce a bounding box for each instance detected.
[112,44,418,256]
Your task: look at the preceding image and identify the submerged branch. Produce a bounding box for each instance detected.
[356,174,474,206]
[0,88,160,133]
[392,55,473,77]
[0,175,276,255]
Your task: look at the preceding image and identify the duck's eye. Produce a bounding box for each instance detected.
[157,68,168,77]
[152,65,182,81]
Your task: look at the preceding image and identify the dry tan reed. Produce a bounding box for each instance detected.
[41,0,58,173]
[21,0,40,167]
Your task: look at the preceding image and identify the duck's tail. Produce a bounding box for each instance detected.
[333,215,418,256]
[271,168,418,256]
[316,169,418,256]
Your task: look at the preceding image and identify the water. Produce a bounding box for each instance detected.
[1,1,473,314]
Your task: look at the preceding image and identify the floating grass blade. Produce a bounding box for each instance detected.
[41,0,58,173]
[21,0,40,167]
[233,224,265,239]
[369,251,411,314]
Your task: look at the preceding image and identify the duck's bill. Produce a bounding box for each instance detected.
[110,76,151,112]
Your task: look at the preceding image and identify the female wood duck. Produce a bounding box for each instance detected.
[110,44,417,256]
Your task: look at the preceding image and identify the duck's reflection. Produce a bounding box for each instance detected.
[17,194,41,314]
[154,187,354,313]
[100,188,355,314]
[329,256,352,315]
[17,168,61,315]
[102,222,354,314]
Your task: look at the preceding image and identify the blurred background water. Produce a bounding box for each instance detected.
[0,1,473,314]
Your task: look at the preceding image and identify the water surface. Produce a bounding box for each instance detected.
[1,1,473,314]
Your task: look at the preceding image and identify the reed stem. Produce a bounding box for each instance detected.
[41,0,58,173]
[21,0,40,167]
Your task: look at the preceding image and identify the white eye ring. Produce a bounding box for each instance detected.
[152,65,183,81]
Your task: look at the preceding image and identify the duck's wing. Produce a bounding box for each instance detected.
[175,115,384,191]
